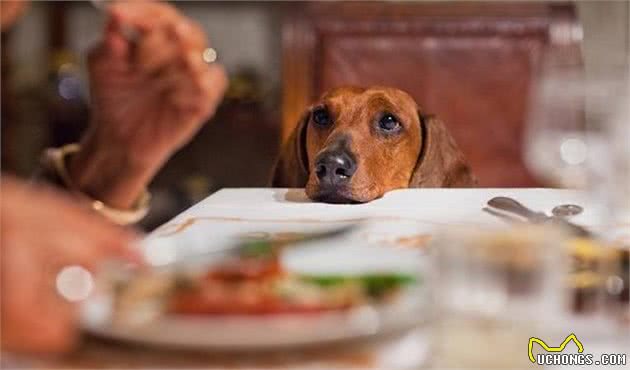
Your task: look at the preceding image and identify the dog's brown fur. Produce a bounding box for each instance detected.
[272,86,475,202]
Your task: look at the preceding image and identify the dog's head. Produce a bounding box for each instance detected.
[272,86,474,203]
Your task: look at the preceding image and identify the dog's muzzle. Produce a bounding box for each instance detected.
[313,139,358,203]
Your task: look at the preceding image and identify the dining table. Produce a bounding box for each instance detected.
[9,188,629,369]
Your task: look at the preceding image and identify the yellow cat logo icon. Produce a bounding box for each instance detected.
[528,333,584,363]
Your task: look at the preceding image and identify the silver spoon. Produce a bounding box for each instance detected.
[487,197,548,222]
[551,204,584,218]
[487,197,591,237]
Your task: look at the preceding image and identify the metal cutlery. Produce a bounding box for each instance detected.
[551,204,584,218]
[486,196,591,237]
[90,0,139,42]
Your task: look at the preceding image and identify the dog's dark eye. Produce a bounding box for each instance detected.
[378,113,401,132]
[312,107,332,127]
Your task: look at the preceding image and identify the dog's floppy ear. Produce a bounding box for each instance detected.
[270,111,310,187]
[409,112,476,187]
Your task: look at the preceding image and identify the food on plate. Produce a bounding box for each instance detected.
[168,240,416,315]
[112,236,419,320]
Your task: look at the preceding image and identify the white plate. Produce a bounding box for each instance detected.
[81,211,429,350]
[81,285,428,350]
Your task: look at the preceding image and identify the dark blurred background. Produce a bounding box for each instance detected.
[2,1,629,229]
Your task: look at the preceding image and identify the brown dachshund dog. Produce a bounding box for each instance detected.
[271,86,475,203]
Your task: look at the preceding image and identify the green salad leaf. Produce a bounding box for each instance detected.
[299,273,418,298]
[238,240,275,258]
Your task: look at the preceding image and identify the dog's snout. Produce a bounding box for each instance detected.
[315,150,357,186]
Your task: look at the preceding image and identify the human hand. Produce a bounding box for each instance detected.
[0,176,140,353]
[69,1,228,209]
[0,0,29,32]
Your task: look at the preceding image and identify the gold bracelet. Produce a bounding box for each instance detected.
[43,143,151,225]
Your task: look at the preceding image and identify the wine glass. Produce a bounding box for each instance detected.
[524,52,628,192]
[524,54,630,248]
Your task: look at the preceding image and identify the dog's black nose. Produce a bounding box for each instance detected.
[315,150,357,186]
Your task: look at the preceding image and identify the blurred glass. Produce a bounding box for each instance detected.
[601,74,630,228]
[429,226,567,369]
[429,226,629,369]
[524,51,628,193]
[525,51,630,260]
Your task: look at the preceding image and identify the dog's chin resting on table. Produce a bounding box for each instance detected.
[271,86,476,204]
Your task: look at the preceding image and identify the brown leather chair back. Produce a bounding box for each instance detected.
[282,2,582,187]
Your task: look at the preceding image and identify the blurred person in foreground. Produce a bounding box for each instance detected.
[1,0,228,353]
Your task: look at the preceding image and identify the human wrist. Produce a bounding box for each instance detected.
[67,129,161,209]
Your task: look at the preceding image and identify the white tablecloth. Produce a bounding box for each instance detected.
[127,189,628,369]
[147,188,615,245]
